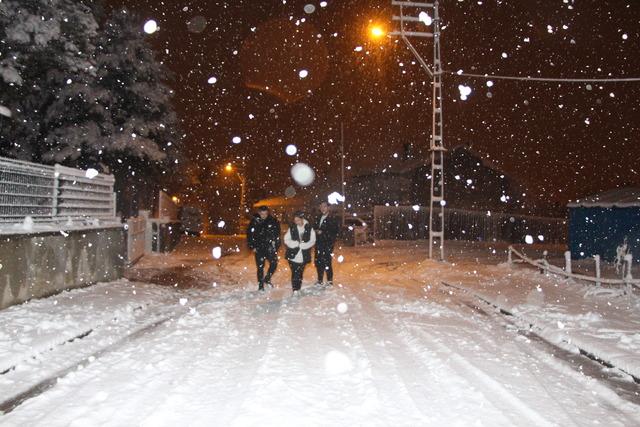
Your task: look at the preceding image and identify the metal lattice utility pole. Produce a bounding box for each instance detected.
[390,0,445,260]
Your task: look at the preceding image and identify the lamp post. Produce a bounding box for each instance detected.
[340,122,346,228]
[224,162,247,233]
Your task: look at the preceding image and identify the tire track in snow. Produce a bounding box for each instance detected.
[116,287,288,426]
[344,288,451,424]
[435,284,640,425]
[359,284,560,426]
[408,323,556,426]
[376,287,637,426]
[225,284,402,426]
[351,287,522,426]
[324,287,431,425]
[0,285,280,425]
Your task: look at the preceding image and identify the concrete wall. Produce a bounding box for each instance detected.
[0,226,125,310]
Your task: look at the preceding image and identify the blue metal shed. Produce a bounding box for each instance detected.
[567,188,640,261]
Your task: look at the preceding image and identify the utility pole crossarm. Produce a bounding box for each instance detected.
[391,1,435,7]
[389,30,434,38]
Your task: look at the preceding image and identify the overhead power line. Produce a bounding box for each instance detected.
[444,70,640,83]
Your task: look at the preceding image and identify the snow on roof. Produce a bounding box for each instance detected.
[567,187,640,208]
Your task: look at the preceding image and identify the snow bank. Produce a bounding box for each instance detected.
[443,268,640,380]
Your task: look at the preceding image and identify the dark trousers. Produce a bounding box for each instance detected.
[315,246,333,283]
[255,250,278,284]
[289,261,307,291]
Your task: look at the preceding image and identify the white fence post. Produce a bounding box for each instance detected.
[624,253,633,280]
[540,250,549,274]
[564,251,572,274]
[594,255,601,287]
[507,246,513,266]
[507,245,639,289]
[624,253,633,295]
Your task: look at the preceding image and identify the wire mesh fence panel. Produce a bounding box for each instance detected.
[374,205,567,244]
[126,216,147,265]
[0,156,117,223]
[0,157,55,220]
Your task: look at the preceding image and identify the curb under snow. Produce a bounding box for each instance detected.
[441,281,640,383]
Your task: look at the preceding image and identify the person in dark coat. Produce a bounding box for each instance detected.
[246,206,281,291]
[284,211,316,294]
[314,201,339,285]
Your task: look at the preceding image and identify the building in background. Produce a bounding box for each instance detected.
[348,145,524,214]
[568,187,640,260]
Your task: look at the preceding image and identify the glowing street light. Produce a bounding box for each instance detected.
[368,24,386,40]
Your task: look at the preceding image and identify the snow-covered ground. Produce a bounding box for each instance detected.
[0,237,639,426]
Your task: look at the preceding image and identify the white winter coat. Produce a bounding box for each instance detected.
[284,219,316,264]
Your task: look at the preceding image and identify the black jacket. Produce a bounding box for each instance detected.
[247,215,281,253]
[314,214,339,249]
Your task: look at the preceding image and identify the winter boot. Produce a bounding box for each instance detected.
[258,282,265,291]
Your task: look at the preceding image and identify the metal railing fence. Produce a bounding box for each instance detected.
[0,156,116,222]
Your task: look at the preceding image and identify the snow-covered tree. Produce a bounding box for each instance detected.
[91,8,182,216]
[91,8,179,167]
[0,2,182,215]
[0,0,99,161]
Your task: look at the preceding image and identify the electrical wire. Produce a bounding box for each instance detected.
[444,70,640,83]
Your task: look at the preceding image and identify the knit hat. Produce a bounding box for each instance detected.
[293,210,305,219]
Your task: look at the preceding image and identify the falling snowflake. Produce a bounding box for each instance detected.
[458,85,472,100]
[328,192,345,205]
[418,11,432,26]
[291,163,315,186]
[286,144,298,156]
[144,19,158,34]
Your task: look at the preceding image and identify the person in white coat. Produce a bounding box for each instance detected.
[284,211,316,293]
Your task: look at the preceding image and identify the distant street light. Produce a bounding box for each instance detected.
[224,162,247,233]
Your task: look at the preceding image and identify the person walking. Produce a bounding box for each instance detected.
[246,206,281,291]
[284,211,316,294]
[314,201,339,286]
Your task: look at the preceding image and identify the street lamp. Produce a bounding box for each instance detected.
[369,24,387,40]
[224,162,247,233]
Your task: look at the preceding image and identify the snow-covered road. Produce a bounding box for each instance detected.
[1,238,639,426]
